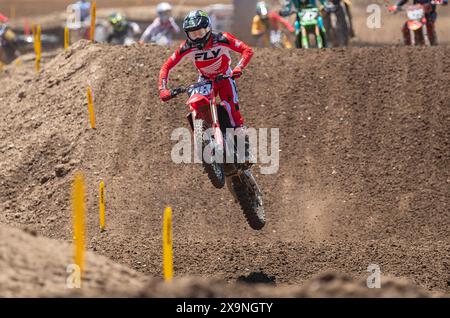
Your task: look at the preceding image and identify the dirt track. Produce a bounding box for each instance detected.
[0,38,449,296]
[0,223,433,297]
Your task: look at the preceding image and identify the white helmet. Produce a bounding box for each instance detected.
[157,2,172,21]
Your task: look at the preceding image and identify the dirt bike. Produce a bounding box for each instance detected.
[0,24,18,64]
[323,1,349,47]
[293,6,326,48]
[170,75,265,230]
[391,1,444,46]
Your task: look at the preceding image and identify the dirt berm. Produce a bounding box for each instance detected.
[0,40,449,296]
[0,224,434,297]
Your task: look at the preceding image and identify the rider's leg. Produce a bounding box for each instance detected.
[402,22,411,45]
[216,78,244,128]
[217,79,253,166]
[344,1,355,37]
[426,12,438,45]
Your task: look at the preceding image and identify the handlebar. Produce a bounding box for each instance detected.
[170,74,236,99]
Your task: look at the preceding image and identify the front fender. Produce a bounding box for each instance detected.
[187,93,209,107]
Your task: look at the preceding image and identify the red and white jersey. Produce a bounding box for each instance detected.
[159,32,254,90]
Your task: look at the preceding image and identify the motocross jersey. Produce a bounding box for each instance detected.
[159,32,253,90]
[280,0,327,15]
[140,17,180,43]
[107,22,140,43]
[397,0,447,11]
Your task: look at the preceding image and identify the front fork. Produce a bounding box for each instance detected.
[209,99,224,148]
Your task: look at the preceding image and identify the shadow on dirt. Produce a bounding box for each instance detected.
[237,272,276,285]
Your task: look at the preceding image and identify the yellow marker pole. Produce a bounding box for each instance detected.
[34,25,41,72]
[99,180,105,231]
[87,86,96,129]
[89,1,97,41]
[72,172,86,275]
[0,61,4,71]
[64,26,70,50]
[163,207,173,281]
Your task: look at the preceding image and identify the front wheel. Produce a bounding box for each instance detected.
[228,170,265,230]
[194,119,225,189]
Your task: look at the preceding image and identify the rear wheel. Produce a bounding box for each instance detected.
[228,171,265,230]
[415,29,425,46]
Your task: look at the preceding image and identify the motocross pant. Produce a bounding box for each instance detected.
[402,12,437,45]
[201,76,244,128]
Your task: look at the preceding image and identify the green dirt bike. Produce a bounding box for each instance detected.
[294,6,327,48]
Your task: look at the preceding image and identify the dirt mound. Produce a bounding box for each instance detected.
[0,223,147,297]
[0,223,432,297]
[0,40,449,297]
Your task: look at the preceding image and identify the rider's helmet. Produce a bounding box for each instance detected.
[256,1,269,20]
[156,2,173,22]
[108,13,128,33]
[182,10,212,49]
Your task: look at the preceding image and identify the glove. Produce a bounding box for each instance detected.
[231,66,243,79]
[159,89,171,102]
[387,5,398,13]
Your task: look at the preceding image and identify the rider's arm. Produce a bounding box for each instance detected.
[158,41,191,100]
[396,0,408,7]
[271,12,295,33]
[140,19,159,43]
[221,32,254,71]
[169,17,181,33]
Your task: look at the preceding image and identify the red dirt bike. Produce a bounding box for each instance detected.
[170,75,265,230]
[390,1,444,46]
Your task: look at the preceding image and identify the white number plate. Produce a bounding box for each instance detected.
[407,8,424,20]
[189,83,212,96]
[301,10,318,22]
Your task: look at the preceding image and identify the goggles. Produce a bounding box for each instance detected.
[187,27,210,41]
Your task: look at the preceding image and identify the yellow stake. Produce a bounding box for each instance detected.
[163,207,174,281]
[99,180,105,231]
[72,172,86,275]
[64,26,70,50]
[0,61,4,71]
[87,86,96,129]
[90,2,97,41]
[34,25,41,72]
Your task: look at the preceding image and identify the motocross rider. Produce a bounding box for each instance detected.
[322,0,355,39]
[106,13,141,44]
[388,0,448,45]
[0,13,18,64]
[279,0,329,48]
[252,1,295,48]
[159,10,254,163]
[140,2,180,45]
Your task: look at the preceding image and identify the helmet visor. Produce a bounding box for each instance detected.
[187,27,210,41]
